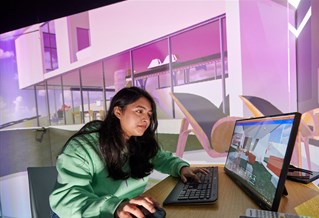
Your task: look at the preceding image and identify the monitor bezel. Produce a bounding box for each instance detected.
[224,112,301,211]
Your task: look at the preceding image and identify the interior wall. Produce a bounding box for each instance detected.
[297,0,319,112]
[225,0,244,116]
[2,0,319,217]
[313,0,319,109]
[43,0,227,85]
[89,1,226,60]
[55,18,72,69]
[16,29,45,89]
[68,12,90,62]
[239,0,297,115]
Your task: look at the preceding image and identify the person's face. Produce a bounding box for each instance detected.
[114,97,153,139]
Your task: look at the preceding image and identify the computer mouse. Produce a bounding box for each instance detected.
[136,205,166,218]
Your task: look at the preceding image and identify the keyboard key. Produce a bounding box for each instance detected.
[163,166,218,205]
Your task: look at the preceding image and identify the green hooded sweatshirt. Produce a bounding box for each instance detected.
[49,121,189,218]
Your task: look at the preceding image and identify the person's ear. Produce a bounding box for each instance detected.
[113,106,122,119]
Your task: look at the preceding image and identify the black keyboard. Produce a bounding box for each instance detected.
[163,166,218,205]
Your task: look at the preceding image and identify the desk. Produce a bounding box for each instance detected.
[144,166,319,217]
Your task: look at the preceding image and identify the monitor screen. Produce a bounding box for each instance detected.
[224,112,301,211]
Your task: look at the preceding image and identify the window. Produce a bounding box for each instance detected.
[41,21,59,72]
[171,18,227,85]
[77,27,90,51]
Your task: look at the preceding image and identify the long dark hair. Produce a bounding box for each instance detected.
[99,86,159,180]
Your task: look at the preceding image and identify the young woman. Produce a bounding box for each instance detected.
[50,86,206,218]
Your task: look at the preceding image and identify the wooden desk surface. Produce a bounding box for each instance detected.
[144,166,319,218]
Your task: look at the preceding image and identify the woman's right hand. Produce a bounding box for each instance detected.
[115,195,159,218]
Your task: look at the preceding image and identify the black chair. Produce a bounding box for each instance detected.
[27,166,57,218]
[239,95,282,116]
[170,92,240,158]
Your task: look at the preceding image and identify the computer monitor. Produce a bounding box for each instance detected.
[224,112,301,211]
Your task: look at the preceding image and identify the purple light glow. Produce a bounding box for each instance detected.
[0,40,36,125]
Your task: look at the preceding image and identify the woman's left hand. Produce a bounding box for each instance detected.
[180,166,209,183]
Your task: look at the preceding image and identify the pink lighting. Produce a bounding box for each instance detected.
[288,6,312,38]
[288,0,301,9]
